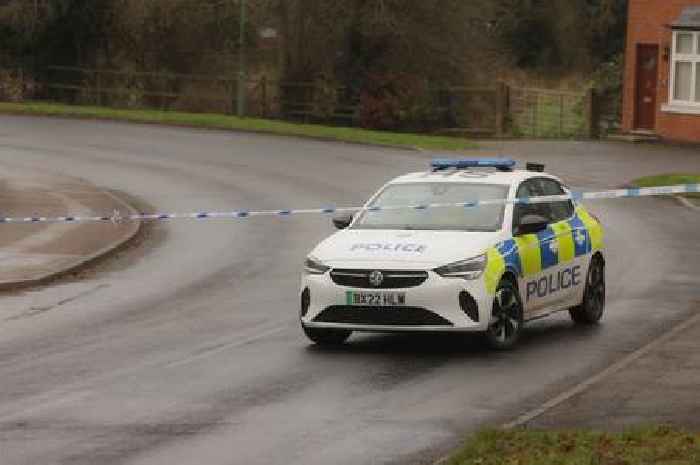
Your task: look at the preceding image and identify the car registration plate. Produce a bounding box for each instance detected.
[346,291,406,306]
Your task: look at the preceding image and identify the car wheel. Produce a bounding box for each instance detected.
[302,325,352,346]
[485,278,524,350]
[569,255,605,324]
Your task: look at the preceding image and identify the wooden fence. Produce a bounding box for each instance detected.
[2,65,602,138]
[42,66,247,115]
[279,81,359,125]
[438,84,507,136]
[508,86,595,138]
[276,81,595,138]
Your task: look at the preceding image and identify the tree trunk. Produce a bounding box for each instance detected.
[276,0,289,79]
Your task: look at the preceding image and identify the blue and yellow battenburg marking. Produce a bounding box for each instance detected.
[484,205,603,294]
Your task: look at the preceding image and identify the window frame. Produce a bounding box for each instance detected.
[669,30,700,107]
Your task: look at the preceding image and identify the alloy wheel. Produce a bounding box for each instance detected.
[486,282,523,349]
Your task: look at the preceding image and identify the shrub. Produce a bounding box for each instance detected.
[0,70,25,102]
[310,75,339,120]
[592,53,624,133]
[359,73,441,131]
[172,80,232,114]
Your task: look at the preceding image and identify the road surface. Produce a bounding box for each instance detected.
[0,116,698,465]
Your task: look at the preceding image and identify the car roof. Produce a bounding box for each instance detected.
[389,169,560,187]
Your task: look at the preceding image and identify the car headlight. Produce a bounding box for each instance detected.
[304,256,330,275]
[434,254,488,280]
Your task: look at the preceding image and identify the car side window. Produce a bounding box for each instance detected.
[537,179,574,223]
[513,180,547,229]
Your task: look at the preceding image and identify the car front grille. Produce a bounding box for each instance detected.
[313,306,453,327]
[330,269,428,289]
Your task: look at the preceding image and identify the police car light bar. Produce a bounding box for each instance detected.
[431,158,516,172]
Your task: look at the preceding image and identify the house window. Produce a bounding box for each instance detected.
[670,30,700,106]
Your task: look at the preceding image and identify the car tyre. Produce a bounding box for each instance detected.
[484,278,524,350]
[302,325,352,346]
[569,255,605,324]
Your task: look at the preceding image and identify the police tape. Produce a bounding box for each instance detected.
[1,184,698,225]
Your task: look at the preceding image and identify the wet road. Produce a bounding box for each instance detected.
[0,116,698,465]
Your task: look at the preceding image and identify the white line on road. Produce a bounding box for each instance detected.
[502,310,700,429]
[164,324,289,369]
[432,310,700,465]
[677,196,700,211]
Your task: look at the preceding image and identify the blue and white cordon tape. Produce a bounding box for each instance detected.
[0,184,697,225]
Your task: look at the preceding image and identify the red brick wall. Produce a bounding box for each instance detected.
[622,0,700,142]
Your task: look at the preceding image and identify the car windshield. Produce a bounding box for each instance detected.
[352,182,509,232]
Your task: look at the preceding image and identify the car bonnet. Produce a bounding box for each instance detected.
[310,229,505,269]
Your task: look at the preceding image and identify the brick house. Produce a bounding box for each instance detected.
[622,1,700,142]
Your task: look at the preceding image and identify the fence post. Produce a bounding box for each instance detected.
[18,66,24,101]
[160,74,166,111]
[96,69,102,106]
[230,77,237,115]
[261,75,268,118]
[495,82,508,137]
[559,94,564,138]
[584,88,598,138]
[532,93,538,138]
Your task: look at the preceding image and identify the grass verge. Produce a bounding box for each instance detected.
[447,426,700,465]
[631,174,700,202]
[0,102,476,151]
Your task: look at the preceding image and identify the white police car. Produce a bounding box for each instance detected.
[300,159,605,349]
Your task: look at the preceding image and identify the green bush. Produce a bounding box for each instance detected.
[592,53,624,133]
[359,73,441,131]
[0,69,25,102]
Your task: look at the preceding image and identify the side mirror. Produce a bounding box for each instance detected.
[515,214,549,236]
[332,213,354,230]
